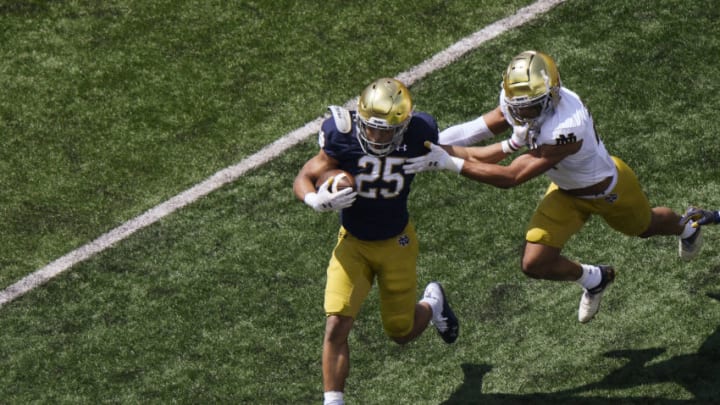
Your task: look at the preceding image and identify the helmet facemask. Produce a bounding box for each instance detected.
[505,84,554,125]
[356,78,413,157]
[356,116,409,157]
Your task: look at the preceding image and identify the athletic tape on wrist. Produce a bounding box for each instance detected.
[501,140,516,154]
[449,156,465,173]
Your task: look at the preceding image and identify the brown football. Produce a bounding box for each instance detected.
[315,169,356,193]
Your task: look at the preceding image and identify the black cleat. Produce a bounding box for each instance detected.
[424,282,459,343]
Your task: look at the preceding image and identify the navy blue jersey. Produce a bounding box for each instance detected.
[320,111,439,240]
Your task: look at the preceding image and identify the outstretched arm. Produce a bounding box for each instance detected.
[404,140,582,189]
[442,116,534,164]
[439,106,511,146]
[445,142,508,164]
[459,141,582,188]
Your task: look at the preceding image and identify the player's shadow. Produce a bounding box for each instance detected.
[444,292,720,404]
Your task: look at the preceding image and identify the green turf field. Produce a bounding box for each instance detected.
[1,0,719,403]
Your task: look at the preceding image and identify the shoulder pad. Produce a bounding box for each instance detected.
[328,105,352,134]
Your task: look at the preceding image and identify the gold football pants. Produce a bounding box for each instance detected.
[526,156,652,248]
[324,222,419,338]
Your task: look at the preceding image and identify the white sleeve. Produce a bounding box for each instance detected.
[438,115,493,146]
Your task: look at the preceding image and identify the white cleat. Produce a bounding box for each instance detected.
[679,227,702,261]
[423,282,459,343]
[578,266,615,323]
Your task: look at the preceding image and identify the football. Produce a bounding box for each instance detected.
[315,169,356,193]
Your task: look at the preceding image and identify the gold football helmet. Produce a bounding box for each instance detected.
[502,51,561,125]
[356,78,413,156]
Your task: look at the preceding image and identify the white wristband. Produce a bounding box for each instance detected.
[501,140,515,154]
[449,156,465,173]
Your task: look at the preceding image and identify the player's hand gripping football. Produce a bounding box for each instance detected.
[680,207,720,228]
[403,141,464,174]
[303,177,357,212]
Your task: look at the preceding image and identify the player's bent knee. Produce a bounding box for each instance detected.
[391,335,413,345]
[521,257,548,279]
[324,315,353,344]
[382,314,413,343]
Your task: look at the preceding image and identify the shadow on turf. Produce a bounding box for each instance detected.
[443,292,720,404]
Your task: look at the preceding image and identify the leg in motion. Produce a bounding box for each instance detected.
[637,206,703,261]
[577,264,615,323]
[420,282,459,344]
[521,242,615,323]
[323,315,354,405]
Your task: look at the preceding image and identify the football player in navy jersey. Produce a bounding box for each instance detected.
[293,78,459,405]
[404,51,712,324]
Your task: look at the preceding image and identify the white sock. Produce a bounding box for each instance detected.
[420,295,441,319]
[680,221,696,239]
[324,391,344,405]
[577,264,602,290]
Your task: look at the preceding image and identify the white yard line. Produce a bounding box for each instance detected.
[0,0,565,308]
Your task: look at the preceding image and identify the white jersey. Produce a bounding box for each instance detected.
[500,87,616,190]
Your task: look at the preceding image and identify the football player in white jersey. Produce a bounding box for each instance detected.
[404,50,709,323]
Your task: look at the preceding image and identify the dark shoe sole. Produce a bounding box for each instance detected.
[436,283,459,344]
